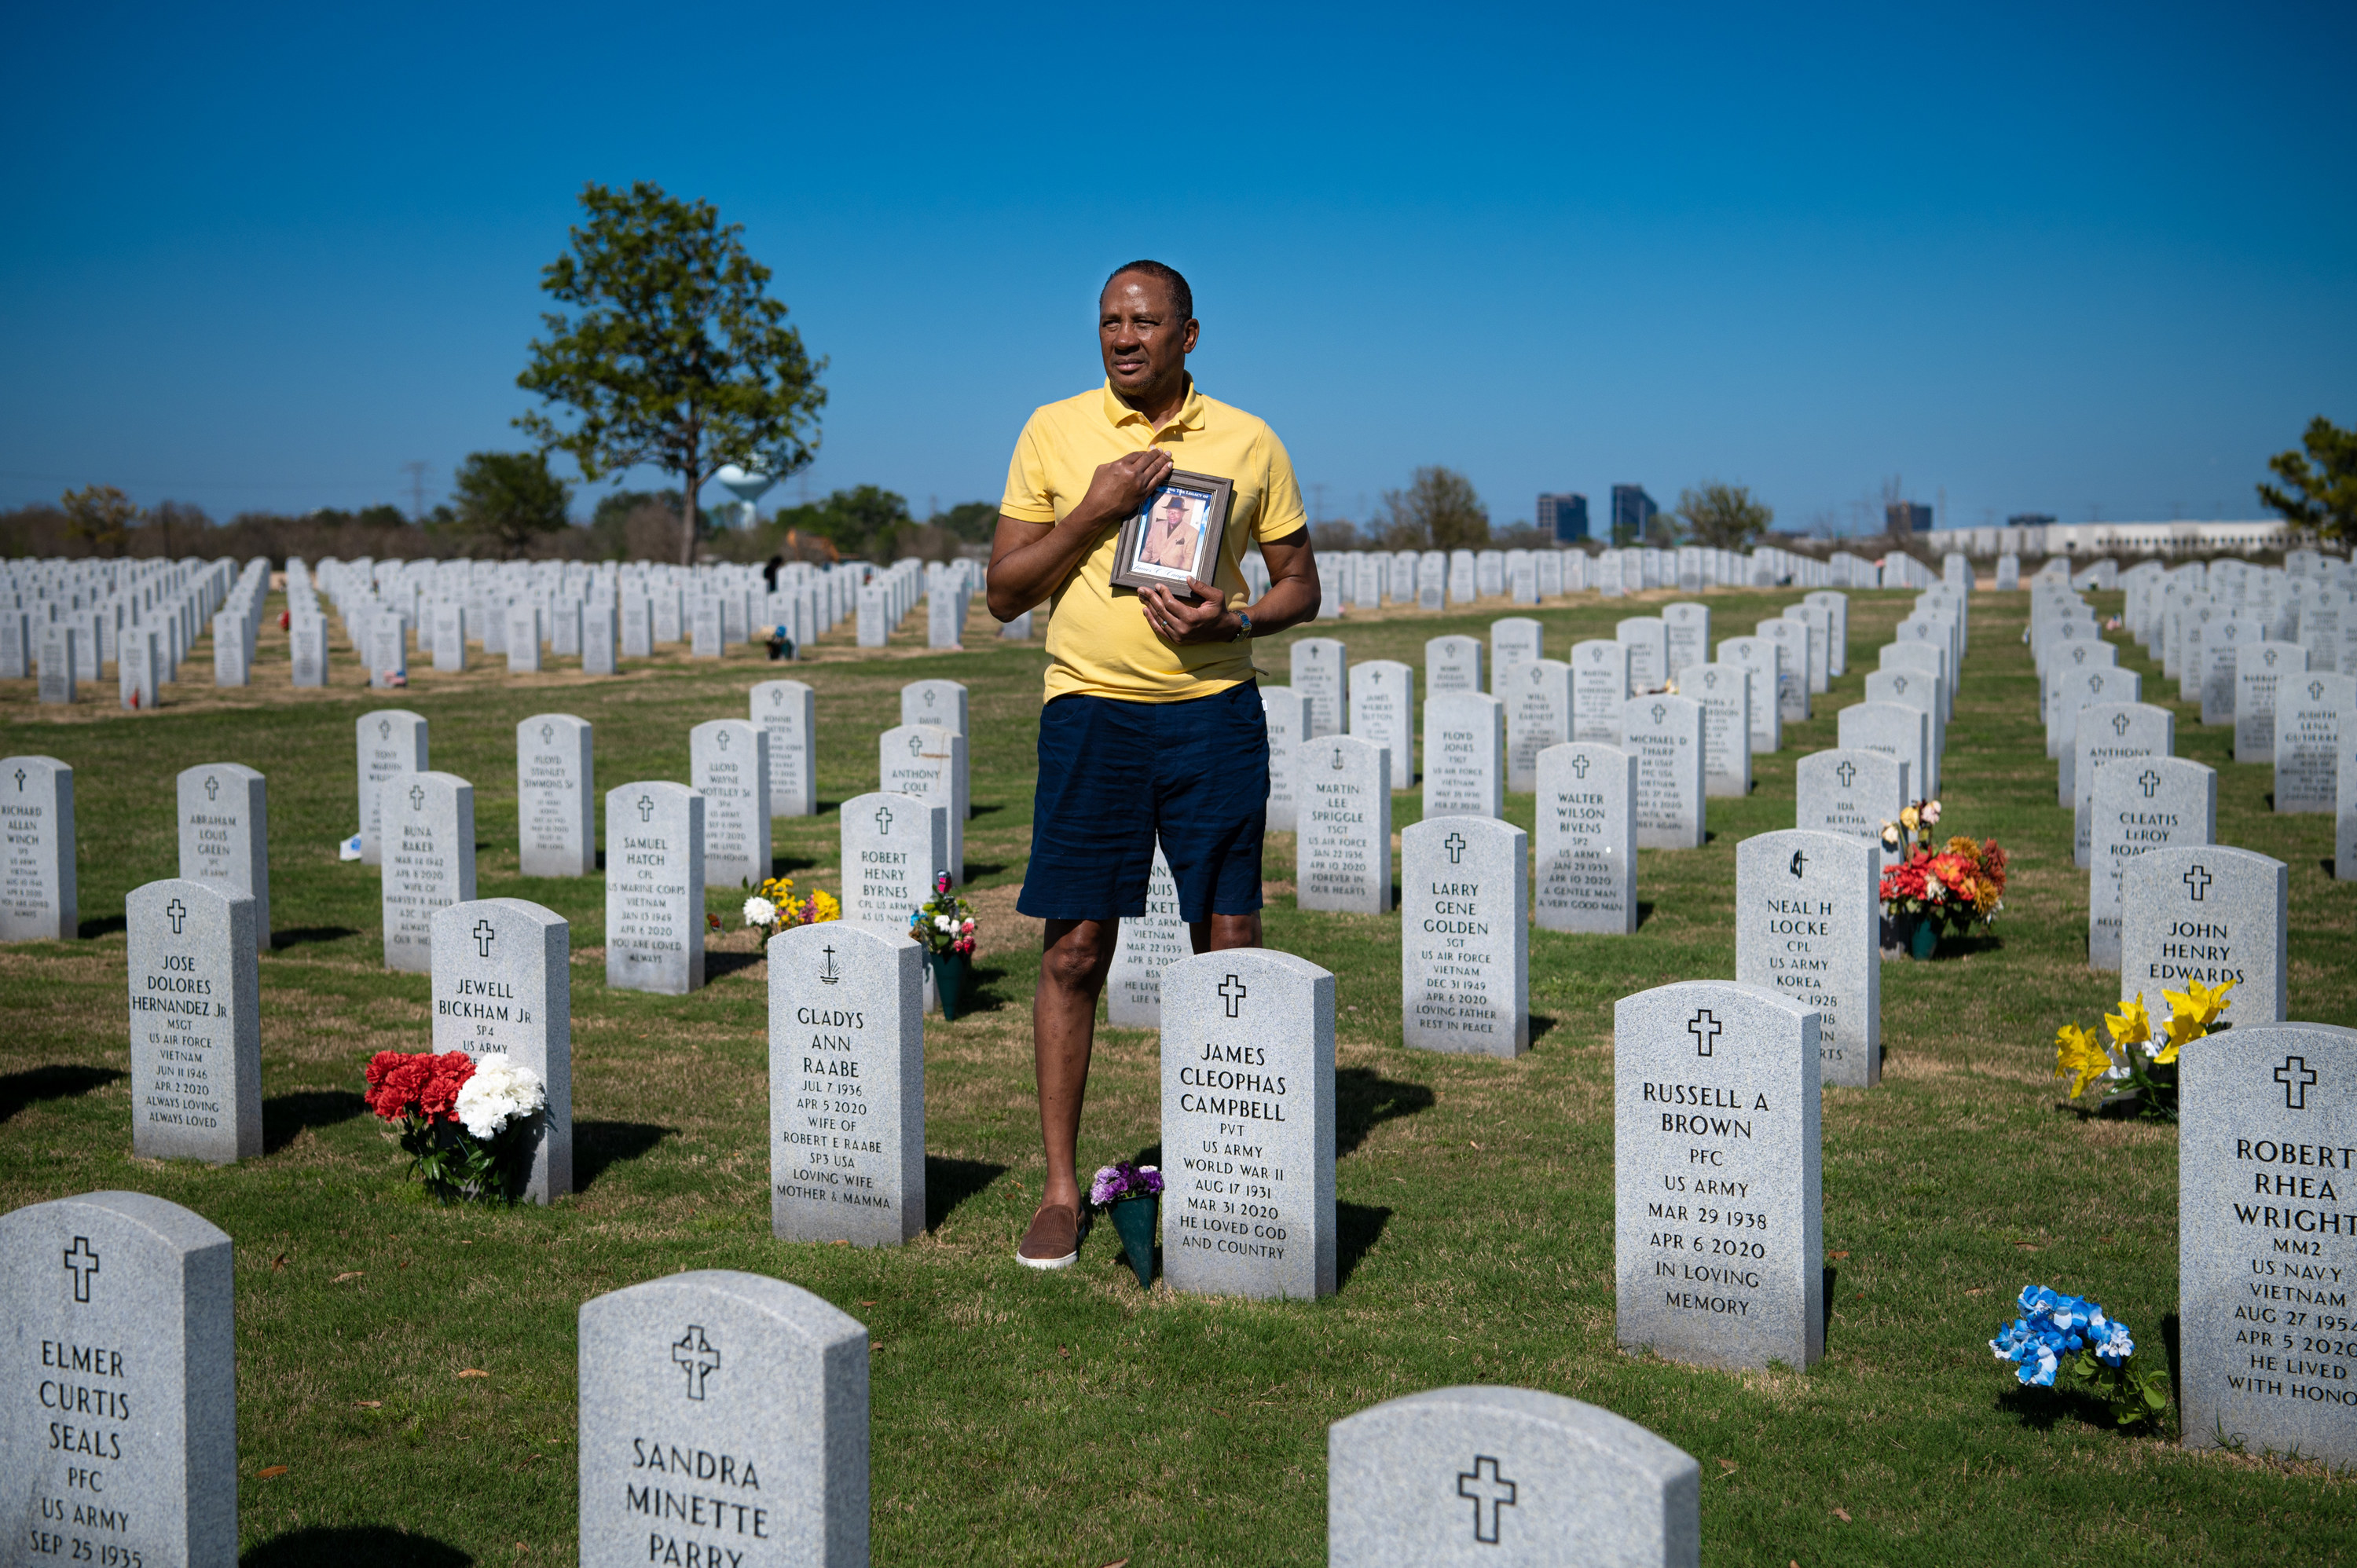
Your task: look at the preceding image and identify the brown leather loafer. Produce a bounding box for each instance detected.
[1017,1201,1085,1269]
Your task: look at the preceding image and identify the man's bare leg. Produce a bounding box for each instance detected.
[1188,911,1262,954]
[1034,917,1116,1214]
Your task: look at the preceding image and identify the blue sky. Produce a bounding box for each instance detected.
[4,2,2352,535]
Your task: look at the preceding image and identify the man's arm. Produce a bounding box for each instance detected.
[1135,527,1321,644]
[986,449,1175,621]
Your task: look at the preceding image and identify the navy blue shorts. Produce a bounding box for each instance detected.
[1017,680,1269,924]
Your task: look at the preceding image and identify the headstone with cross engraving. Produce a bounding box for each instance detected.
[1160,948,1336,1299]
[1351,661,1417,791]
[126,879,262,1163]
[2073,703,2175,866]
[357,709,429,866]
[1735,830,1880,1088]
[2052,668,2143,806]
[2087,756,2216,969]
[290,612,328,687]
[0,1190,236,1567]
[1714,637,1782,754]
[1662,603,1711,686]
[1535,742,1637,935]
[431,599,467,671]
[2120,845,2289,1031]
[1422,692,1505,820]
[1623,696,1705,851]
[604,781,706,995]
[899,679,970,819]
[2040,639,2117,745]
[1615,979,1823,1372]
[693,719,774,888]
[752,678,819,819]
[581,597,618,676]
[2276,672,2352,815]
[517,714,596,878]
[577,1269,869,1566]
[1294,735,1392,914]
[175,762,269,953]
[1835,704,1928,820]
[1,755,77,943]
[839,790,949,933]
[1616,617,1670,695]
[2201,615,2264,727]
[1753,620,1809,723]
[431,897,572,1202]
[1262,686,1311,832]
[768,921,925,1245]
[877,724,964,886]
[1425,634,1483,698]
[1490,618,1543,693]
[1293,637,1349,738]
[2177,1019,2357,1467]
[1328,1386,1701,1568]
[369,613,409,687]
[1794,749,1908,870]
[1571,640,1631,747]
[1505,658,1574,793]
[36,625,75,705]
[1401,818,1528,1057]
[379,771,475,973]
[1677,663,1752,799]
[1863,667,1945,796]
[1108,844,1186,1028]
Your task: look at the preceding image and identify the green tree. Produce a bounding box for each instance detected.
[929,500,999,544]
[517,181,826,565]
[60,484,138,557]
[773,485,911,559]
[2257,416,2357,547]
[1675,481,1774,550]
[451,450,573,557]
[1376,466,1489,550]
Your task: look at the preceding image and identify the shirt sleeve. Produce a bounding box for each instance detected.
[1254,426,1308,543]
[999,412,1059,524]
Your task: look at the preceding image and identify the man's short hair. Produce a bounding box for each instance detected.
[1105,259,1193,323]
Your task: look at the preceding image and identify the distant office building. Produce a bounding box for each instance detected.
[1886,502,1933,533]
[2007,513,2057,529]
[1610,485,1657,547]
[1538,493,1589,544]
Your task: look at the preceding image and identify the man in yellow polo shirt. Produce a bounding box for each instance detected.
[987,258,1321,1269]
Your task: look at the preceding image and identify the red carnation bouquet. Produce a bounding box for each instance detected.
[365,1049,541,1203]
[1878,800,2008,936]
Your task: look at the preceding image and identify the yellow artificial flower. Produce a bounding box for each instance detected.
[1901,805,1921,831]
[2162,976,2237,1030]
[2106,995,2150,1049]
[2154,1009,2208,1064]
[2055,1023,2114,1100]
[808,890,842,923]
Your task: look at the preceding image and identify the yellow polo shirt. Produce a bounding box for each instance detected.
[1001,379,1307,704]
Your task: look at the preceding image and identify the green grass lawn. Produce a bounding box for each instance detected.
[2,579,2352,1566]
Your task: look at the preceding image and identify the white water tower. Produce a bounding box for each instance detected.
[713,463,775,532]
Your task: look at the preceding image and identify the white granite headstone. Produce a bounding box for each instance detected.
[839,791,948,932]
[1294,735,1391,914]
[754,679,819,819]
[1735,831,1880,1088]
[127,879,262,1163]
[768,922,925,1245]
[694,719,774,888]
[1623,697,1705,851]
[878,724,964,885]
[1535,743,1636,935]
[1401,818,1528,1057]
[357,709,429,867]
[518,714,596,878]
[1,755,76,942]
[176,762,268,950]
[2120,845,2288,1031]
[1108,844,1186,1028]
[379,771,475,973]
[2087,757,2216,970]
[1262,686,1310,832]
[1422,692,1505,819]
[604,782,705,995]
[431,897,573,1203]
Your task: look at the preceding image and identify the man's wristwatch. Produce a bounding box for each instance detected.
[1228,610,1252,642]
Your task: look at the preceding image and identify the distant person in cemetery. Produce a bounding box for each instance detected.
[1138,488,1205,573]
[763,553,785,591]
[986,258,1322,1270]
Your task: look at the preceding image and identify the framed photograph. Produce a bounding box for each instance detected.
[1109,471,1233,600]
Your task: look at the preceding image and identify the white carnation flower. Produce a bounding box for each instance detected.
[934,914,955,932]
[743,896,778,927]
[455,1054,546,1141]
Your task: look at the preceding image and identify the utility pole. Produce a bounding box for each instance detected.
[400,460,429,522]
[1310,482,1326,524]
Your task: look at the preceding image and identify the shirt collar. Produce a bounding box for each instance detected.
[1101,376,1206,438]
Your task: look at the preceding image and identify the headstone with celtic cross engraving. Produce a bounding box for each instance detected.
[604,781,705,995]
[899,679,970,819]
[1735,830,1880,1088]
[1423,692,1505,819]
[379,771,475,973]
[1,755,77,943]
[1262,686,1311,831]
[768,921,926,1245]
[2277,672,2352,815]
[1108,844,1187,1027]
[2120,845,2289,1031]
[127,878,262,1163]
[431,897,572,1202]
[1572,640,1631,747]
[1426,634,1483,698]
[1351,661,1417,791]
[693,719,774,888]
[517,714,596,877]
[1505,658,1574,793]
[1294,735,1392,914]
[2087,756,2216,969]
[1292,637,1349,738]
[1836,704,1928,819]
[839,790,949,933]
[1535,742,1636,935]
[2073,703,2174,866]
[878,723,964,885]
[753,678,819,819]
[1677,663,1752,799]
[577,1269,869,1566]
[1863,667,1945,796]
[1160,948,1336,1300]
[0,1190,236,1568]
[1614,979,1823,1372]
[175,762,269,951]
[1623,696,1705,851]
[357,709,428,866]
[1794,749,1908,870]
[1401,818,1528,1057]
[2177,1020,2357,1468]
[1328,1387,1701,1568]
[2235,642,2311,764]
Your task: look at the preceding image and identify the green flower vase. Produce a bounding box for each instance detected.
[1911,917,1939,960]
[928,951,970,1020]
[1107,1196,1157,1288]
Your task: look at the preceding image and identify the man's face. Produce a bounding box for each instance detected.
[1152,493,1187,528]
[1100,273,1198,400]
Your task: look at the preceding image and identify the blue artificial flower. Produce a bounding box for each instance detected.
[1992,1284,2137,1386]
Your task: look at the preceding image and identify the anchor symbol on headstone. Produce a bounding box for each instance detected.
[62,1236,100,1304]
[874,804,893,835]
[409,782,425,811]
[672,1325,721,1400]
[636,795,655,822]
[473,918,497,958]
[2183,864,2212,901]
[2138,769,2162,798]
[1218,973,1248,1017]
[2275,1056,2319,1111]
[1332,746,1346,771]
[164,898,188,934]
[1457,1456,1518,1545]
[1443,831,1466,865]
[819,945,840,985]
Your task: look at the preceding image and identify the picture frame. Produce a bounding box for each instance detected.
[1109,471,1234,601]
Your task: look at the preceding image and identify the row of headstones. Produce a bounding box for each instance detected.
[19,558,244,705]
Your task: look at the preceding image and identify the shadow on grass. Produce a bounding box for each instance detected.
[926,1156,1009,1230]
[961,962,1016,1015]
[1824,1265,1839,1343]
[263,1090,367,1152]
[706,949,766,980]
[77,913,126,940]
[769,852,819,877]
[575,1120,674,1190]
[2324,858,2339,881]
[243,1526,471,1566]
[271,925,359,951]
[1337,1202,1391,1288]
[970,802,1006,819]
[1530,1013,1558,1046]
[964,862,1010,882]
[1336,1067,1435,1159]
[2164,1311,2183,1416]
[1636,902,1655,930]
[1,1064,126,1124]
[1995,1382,2121,1432]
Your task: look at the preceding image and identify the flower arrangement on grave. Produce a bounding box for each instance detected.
[1091,1160,1164,1288]
[911,873,979,1019]
[743,876,842,941]
[363,1048,545,1203]
[2053,977,2234,1120]
[1878,800,2007,937]
[1989,1284,2169,1429]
